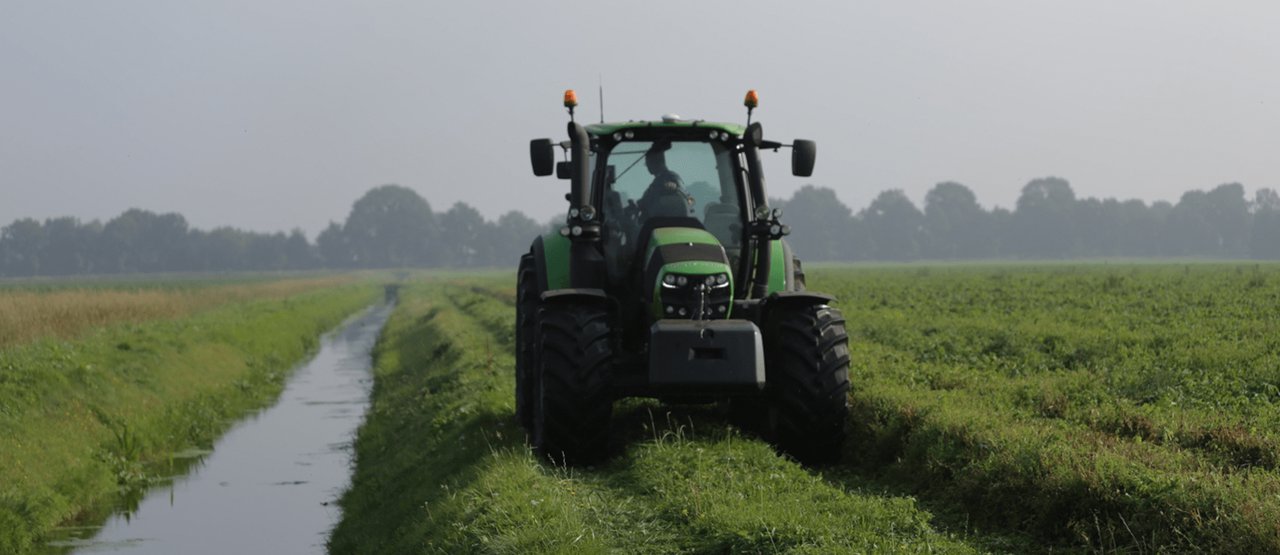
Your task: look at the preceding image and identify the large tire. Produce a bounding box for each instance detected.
[533,302,614,465]
[764,304,850,464]
[514,254,538,435]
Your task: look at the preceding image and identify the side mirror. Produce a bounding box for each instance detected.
[556,161,571,180]
[530,138,555,177]
[746,122,764,147]
[791,139,816,177]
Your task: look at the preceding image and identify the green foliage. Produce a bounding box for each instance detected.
[330,279,979,554]
[0,280,380,552]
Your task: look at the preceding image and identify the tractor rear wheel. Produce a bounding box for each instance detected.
[764,303,850,464]
[533,302,614,465]
[514,254,538,435]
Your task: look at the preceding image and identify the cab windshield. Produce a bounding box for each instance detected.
[598,139,745,279]
[601,140,741,236]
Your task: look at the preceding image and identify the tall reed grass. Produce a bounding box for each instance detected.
[0,276,354,348]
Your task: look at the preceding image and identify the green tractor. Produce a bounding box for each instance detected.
[518,90,849,465]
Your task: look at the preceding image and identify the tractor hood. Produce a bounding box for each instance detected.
[640,223,734,319]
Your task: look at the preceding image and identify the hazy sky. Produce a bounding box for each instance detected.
[3,1,1278,236]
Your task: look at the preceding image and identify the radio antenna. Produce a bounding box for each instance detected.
[598,75,605,123]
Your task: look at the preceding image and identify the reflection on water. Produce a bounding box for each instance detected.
[53,303,393,555]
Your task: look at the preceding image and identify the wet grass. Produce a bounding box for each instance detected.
[0,278,381,553]
[330,278,983,554]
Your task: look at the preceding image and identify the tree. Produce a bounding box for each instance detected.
[1165,184,1248,257]
[41,217,92,275]
[98,209,191,273]
[780,185,858,261]
[343,185,439,268]
[196,227,250,271]
[1205,183,1250,257]
[247,232,290,271]
[0,218,46,276]
[922,182,992,259]
[492,211,544,265]
[1073,197,1119,257]
[439,202,487,267]
[1012,177,1077,258]
[316,222,352,268]
[1251,188,1280,259]
[1109,199,1162,257]
[862,189,924,261]
[284,229,316,269]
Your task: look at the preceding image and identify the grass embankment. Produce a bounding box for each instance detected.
[0,278,381,552]
[813,264,1280,552]
[330,278,981,554]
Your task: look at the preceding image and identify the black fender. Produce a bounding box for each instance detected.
[539,288,619,329]
[540,288,612,307]
[760,291,836,321]
[763,291,834,306]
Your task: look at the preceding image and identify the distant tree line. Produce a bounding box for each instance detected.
[4,179,1280,277]
[0,185,544,277]
[776,178,1280,262]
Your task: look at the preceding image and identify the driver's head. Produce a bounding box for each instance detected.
[645,140,671,175]
[645,149,665,174]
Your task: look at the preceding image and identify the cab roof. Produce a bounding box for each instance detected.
[585,120,746,137]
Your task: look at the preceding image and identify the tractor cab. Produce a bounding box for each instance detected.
[592,122,747,288]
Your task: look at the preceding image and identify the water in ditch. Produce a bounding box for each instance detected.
[53,302,394,555]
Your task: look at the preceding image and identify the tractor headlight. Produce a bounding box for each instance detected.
[658,272,733,319]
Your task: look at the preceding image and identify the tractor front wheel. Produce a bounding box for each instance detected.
[764,303,850,464]
[532,302,614,465]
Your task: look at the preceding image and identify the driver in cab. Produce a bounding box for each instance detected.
[636,142,693,219]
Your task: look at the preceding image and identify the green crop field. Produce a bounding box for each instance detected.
[333,264,1280,554]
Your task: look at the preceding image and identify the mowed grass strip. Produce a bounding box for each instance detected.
[809,264,1280,552]
[330,278,981,554]
[0,274,358,348]
[0,280,380,553]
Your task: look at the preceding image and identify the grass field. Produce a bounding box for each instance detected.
[333,264,1280,553]
[815,264,1280,552]
[0,275,381,552]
